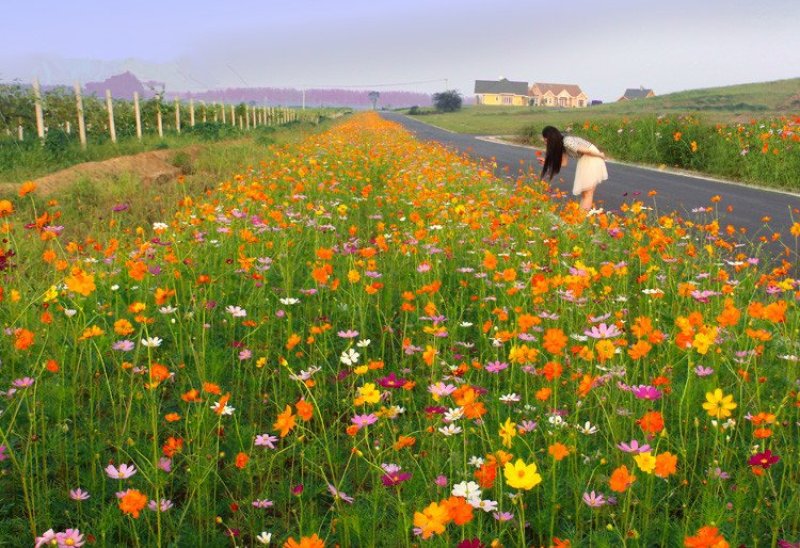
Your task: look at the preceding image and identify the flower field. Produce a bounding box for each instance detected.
[2,112,800,547]
[524,115,800,191]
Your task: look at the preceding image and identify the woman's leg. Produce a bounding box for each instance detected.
[579,188,594,211]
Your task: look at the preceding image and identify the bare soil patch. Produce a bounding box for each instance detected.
[0,145,204,196]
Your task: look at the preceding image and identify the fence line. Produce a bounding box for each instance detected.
[3,78,309,148]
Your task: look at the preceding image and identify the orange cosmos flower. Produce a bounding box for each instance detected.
[442,496,474,525]
[543,328,568,355]
[393,435,416,450]
[274,405,297,437]
[283,533,325,548]
[162,436,184,457]
[609,465,636,493]
[14,328,35,351]
[683,525,729,547]
[295,399,314,421]
[654,452,678,478]
[413,501,451,540]
[638,411,665,434]
[548,442,570,461]
[18,181,37,197]
[235,452,249,469]
[65,267,96,296]
[119,489,148,518]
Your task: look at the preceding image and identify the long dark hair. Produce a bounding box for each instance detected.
[540,125,564,181]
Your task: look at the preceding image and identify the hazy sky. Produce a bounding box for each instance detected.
[2,0,799,102]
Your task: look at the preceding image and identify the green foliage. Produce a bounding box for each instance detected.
[432,89,463,112]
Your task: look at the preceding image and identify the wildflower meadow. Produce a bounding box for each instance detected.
[1,112,799,547]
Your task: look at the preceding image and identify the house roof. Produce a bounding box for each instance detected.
[531,83,585,97]
[474,78,529,95]
[622,87,654,99]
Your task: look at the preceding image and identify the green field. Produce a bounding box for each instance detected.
[407,78,800,136]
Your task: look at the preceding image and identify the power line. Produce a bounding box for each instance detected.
[299,78,447,89]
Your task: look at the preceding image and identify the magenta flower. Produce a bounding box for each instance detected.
[631,385,662,400]
[381,470,412,487]
[105,463,137,479]
[749,449,780,469]
[0,444,7,461]
[377,372,407,388]
[69,488,90,501]
[435,475,448,487]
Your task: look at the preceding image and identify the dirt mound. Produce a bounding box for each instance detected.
[0,145,203,196]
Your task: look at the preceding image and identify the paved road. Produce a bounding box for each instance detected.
[381,111,800,258]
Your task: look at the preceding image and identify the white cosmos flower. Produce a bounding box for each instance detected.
[153,222,169,231]
[211,401,235,415]
[476,499,499,512]
[443,407,464,423]
[279,297,300,305]
[225,305,247,317]
[468,456,485,467]
[256,531,272,544]
[356,339,371,348]
[499,393,521,404]
[159,306,178,314]
[141,337,163,348]
[459,322,473,327]
[577,421,598,435]
[340,348,360,366]
[64,309,78,317]
[438,424,462,436]
[452,481,481,501]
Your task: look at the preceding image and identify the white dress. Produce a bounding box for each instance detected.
[563,135,608,196]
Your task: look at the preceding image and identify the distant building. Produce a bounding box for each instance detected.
[619,87,656,101]
[529,83,588,108]
[474,78,529,106]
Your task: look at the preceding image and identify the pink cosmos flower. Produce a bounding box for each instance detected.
[584,323,622,339]
[255,433,279,449]
[105,463,137,479]
[69,488,90,501]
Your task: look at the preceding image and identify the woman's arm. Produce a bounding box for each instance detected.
[576,146,606,159]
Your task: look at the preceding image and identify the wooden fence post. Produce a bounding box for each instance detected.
[32,78,45,142]
[213,102,218,123]
[74,82,87,149]
[175,98,181,134]
[133,91,143,140]
[239,115,243,130]
[17,118,23,141]
[65,121,71,134]
[105,89,117,143]
[157,104,163,138]
[221,102,226,124]
[202,100,207,123]
[189,98,195,127]
[230,105,235,126]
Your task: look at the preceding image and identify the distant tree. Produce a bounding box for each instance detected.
[368,91,380,110]
[432,90,462,113]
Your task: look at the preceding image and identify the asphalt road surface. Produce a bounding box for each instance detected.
[380,111,800,261]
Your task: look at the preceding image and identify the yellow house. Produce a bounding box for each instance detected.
[529,83,588,108]
[474,78,529,106]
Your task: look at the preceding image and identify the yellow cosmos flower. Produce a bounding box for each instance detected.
[503,458,542,490]
[633,451,657,474]
[702,388,737,420]
[498,417,517,448]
